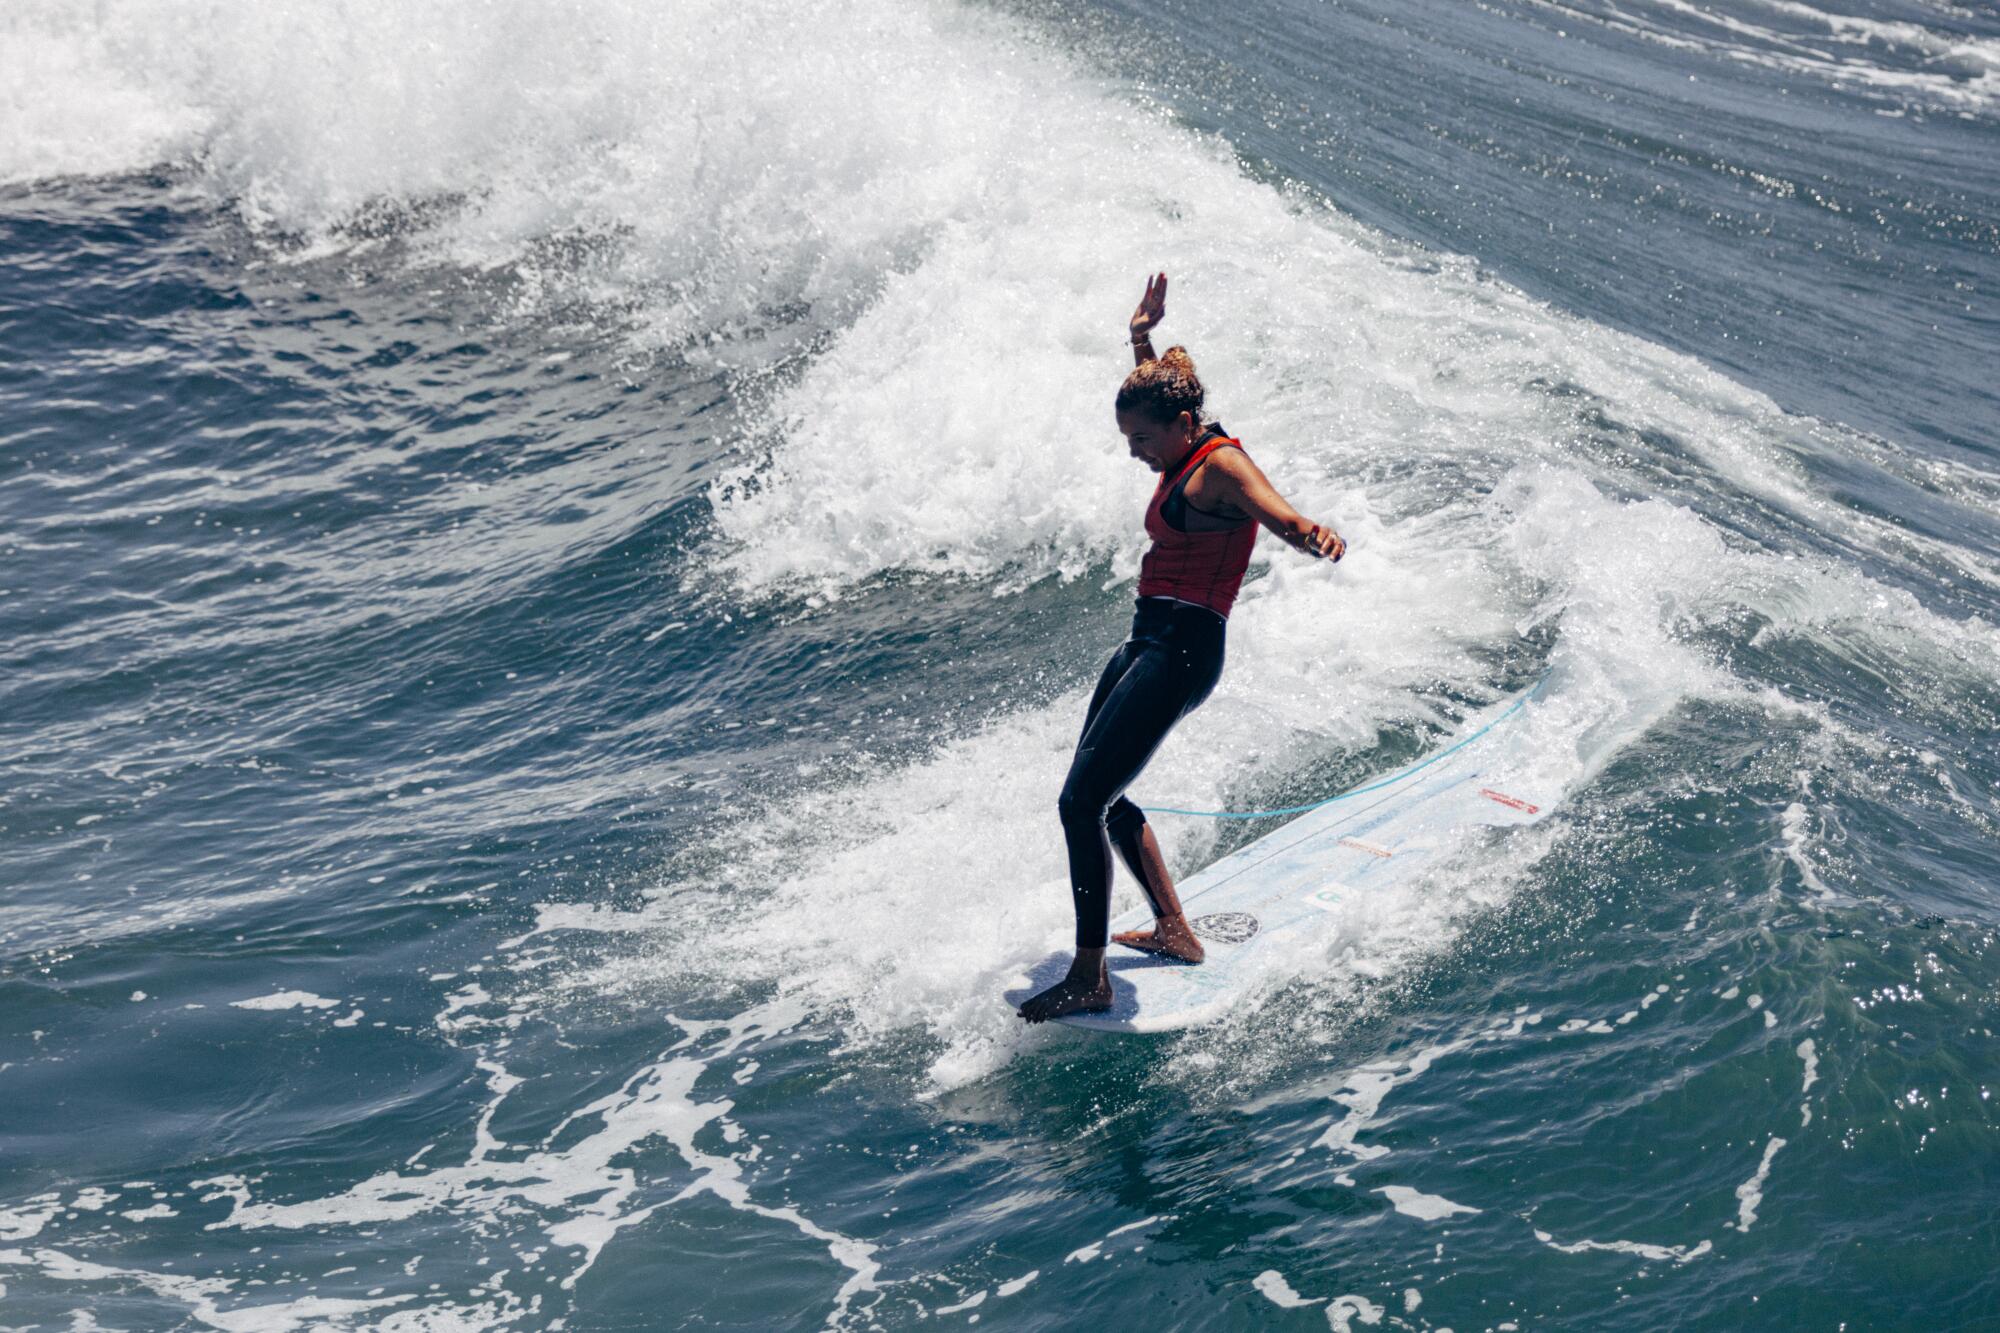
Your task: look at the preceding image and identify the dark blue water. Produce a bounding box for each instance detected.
[3,1,1998,1328]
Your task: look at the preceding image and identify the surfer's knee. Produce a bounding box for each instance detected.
[1057,779,1108,831]
[1105,798,1146,842]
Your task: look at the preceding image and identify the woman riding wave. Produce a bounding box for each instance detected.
[1018,272,1346,1023]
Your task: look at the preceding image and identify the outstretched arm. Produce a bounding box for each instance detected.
[1210,451,1346,561]
[1129,272,1167,366]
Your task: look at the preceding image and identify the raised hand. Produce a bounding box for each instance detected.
[1130,271,1168,339]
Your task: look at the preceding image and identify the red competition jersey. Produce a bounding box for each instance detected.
[1136,428,1258,618]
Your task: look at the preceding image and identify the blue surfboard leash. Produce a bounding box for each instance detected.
[1139,671,1552,821]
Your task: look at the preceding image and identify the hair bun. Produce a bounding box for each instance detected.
[1115,344,1206,426]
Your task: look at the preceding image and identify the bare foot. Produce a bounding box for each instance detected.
[1111,912,1205,963]
[1018,951,1112,1023]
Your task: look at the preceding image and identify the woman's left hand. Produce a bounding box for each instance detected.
[1306,524,1345,561]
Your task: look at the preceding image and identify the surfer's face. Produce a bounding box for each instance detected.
[1116,407,1197,473]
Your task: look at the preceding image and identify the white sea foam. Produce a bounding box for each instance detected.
[1376,1185,1480,1221]
[0,1247,413,1332]
[0,25,210,181]
[1733,1135,1788,1231]
[1779,801,1838,899]
[1799,1035,1820,1126]
[1327,1293,1385,1331]
[228,990,337,1012]
[1298,1012,1543,1175]
[0,1197,62,1243]
[1315,1040,1473,1163]
[1254,1270,1325,1308]
[1532,1230,1714,1264]
[197,994,883,1327]
[1,0,1146,367]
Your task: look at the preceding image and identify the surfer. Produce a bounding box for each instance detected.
[1019,273,1347,1023]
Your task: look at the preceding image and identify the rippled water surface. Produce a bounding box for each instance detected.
[3,0,1997,1328]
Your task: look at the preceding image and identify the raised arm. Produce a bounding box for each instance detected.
[1129,272,1167,367]
[1209,450,1346,561]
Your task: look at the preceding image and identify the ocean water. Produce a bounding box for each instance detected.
[2,0,1997,1327]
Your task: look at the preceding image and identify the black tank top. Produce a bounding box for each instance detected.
[1160,424,1252,533]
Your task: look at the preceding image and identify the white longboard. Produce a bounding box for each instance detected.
[1006,676,1555,1033]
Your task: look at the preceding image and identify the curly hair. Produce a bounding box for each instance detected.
[1115,345,1205,426]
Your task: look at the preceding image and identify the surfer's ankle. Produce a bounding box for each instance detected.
[1016,961,1114,1022]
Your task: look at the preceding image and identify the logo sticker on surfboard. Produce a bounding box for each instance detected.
[1301,883,1354,912]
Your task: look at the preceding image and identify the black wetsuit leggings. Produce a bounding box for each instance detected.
[1058,597,1226,948]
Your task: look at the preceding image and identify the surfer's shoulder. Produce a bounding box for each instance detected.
[1199,441,1265,490]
